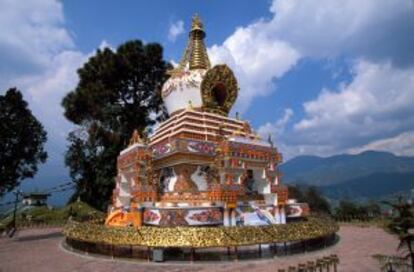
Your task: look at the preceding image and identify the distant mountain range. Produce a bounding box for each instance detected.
[280,151,414,200]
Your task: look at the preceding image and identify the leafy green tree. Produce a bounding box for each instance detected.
[383,197,414,270]
[288,185,332,215]
[303,186,332,215]
[334,200,383,221]
[287,184,305,201]
[62,40,170,210]
[335,200,360,219]
[365,200,382,218]
[0,88,47,196]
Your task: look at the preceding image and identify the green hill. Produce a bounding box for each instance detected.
[320,171,414,200]
[280,151,414,201]
[280,151,414,186]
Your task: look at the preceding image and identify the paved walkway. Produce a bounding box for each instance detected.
[0,225,400,272]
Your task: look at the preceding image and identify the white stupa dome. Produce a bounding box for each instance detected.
[161,68,206,115]
[160,15,238,117]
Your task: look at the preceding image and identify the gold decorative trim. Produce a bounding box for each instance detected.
[201,65,238,116]
[129,129,144,146]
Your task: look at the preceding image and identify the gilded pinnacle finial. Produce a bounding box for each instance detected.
[129,129,144,146]
[168,14,211,75]
[191,14,204,32]
[189,14,210,70]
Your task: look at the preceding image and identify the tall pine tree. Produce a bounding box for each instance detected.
[62,40,170,210]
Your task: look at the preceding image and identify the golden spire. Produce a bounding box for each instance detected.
[189,14,210,70]
[168,14,211,75]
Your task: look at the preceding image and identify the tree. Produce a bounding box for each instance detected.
[373,254,411,272]
[365,200,382,218]
[62,40,170,210]
[335,200,360,219]
[303,186,332,215]
[0,88,47,196]
[334,199,384,220]
[287,185,332,215]
[383,197,414,271]
[287,184,305,201]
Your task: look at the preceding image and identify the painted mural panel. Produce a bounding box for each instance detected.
[235,205,275,226]
[143,209,161,225]
[143,208,222,226]
[286,203,310,218]
[186,209,222,225]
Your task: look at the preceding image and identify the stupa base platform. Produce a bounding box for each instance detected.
[63,215,339,262]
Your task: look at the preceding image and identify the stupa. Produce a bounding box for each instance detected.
[105,15,309,228]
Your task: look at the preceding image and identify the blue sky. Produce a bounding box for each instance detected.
[1,0,414,205]
[63,0,272,53]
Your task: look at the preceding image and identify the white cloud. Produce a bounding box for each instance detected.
[221,0,414,158]
[0,0,89,163]
[263,59,414,158]
[0,0,74,84]
[348,131,414,157]
[19,51,88,144]
[208,23,300,113]
[294,60,414,147]
[208,0,414,116]
[258,108,293,138]
[168,20,185,42]
[269,0,414,65]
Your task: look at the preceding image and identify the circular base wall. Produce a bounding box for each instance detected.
[63,215,339,262]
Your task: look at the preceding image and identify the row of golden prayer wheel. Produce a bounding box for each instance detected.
[277,254,340,272]
[64,220,338,248]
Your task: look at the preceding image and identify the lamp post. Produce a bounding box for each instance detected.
[9,189,22,237]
